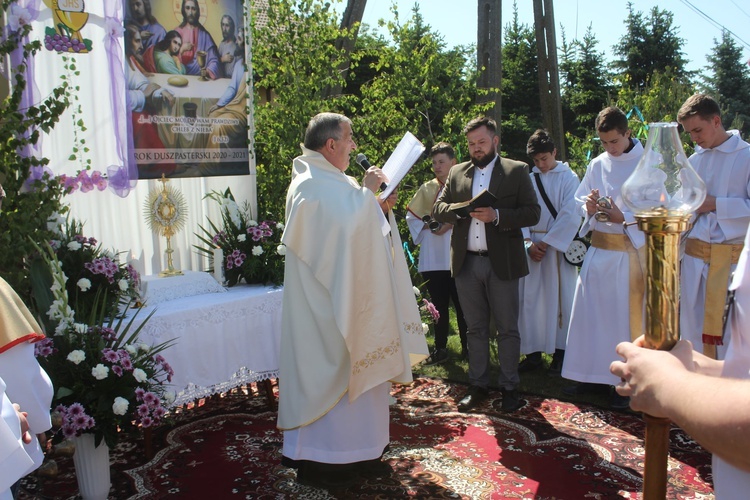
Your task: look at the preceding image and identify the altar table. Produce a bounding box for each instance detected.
[126,284,283,408]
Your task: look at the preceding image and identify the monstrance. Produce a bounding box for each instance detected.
[620,122,707,499]
[144,175,188,277]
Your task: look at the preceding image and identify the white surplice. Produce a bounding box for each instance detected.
[278,147,427,463]
[713,223,750,496]
[562,141,646,385]
[680,130,750,358]
[519,162,581,354]
[0,377,35,500]
[405,178,452,273]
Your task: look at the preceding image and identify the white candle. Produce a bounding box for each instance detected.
[213,247,224,283]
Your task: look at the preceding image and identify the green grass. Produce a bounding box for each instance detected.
[413,309,620,410]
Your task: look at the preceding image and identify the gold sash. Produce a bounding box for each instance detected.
[684,238,743,358]
[590,231,645,341]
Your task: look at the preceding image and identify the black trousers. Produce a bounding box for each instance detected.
[422,270,468,350]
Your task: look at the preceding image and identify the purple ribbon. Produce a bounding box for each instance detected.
[104,2,138,197]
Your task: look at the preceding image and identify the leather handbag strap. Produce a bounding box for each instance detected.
[533,172,558,219]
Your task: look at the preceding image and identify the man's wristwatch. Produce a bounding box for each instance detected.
[492,208,500,226]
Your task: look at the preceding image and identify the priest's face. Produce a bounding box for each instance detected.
[467,126,499,168]
[329,122,357,172]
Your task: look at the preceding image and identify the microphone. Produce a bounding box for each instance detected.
[356,153,388,191]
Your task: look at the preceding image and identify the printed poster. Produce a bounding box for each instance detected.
[125,0,250,178]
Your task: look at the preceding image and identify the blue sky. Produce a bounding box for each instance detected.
[356,0,750,75]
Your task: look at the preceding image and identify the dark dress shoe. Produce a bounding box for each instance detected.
[547,351,564,375]
[296,462,359,489]
[500,388,523,412]
[457,386,489,412]
[562,382,609,397]
[518,353,544,372]
[354,458,393,478]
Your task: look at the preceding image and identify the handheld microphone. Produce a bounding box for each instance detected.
[355,153,388,191]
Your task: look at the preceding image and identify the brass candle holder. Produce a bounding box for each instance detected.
[621,122,707,499]
[633,210,690,498]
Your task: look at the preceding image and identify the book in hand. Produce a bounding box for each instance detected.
[449,189,498,218]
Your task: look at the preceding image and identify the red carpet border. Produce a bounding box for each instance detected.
[19,377,713,499]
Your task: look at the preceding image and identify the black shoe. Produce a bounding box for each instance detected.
[296,462,359,489]
[562,382,609,397]
[354,458,392,479]
[424,348,449,366]
[548,351,564,375]
[609,389,631,410]
[499,388,523,412]
[457,386,489,412]
[518,353,543,372]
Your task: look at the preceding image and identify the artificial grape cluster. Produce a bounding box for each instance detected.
[44,33,84,53]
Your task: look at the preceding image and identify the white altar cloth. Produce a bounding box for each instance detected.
[139,270,226,306]
[125,284,282,407]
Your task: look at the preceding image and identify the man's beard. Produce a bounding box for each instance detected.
[471,150,496,167]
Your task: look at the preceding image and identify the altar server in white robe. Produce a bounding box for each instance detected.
[677,94,750,360]
[0,187,53,496]
[518,130,581,375]
[278,113,428,489]
[1,377,35,500]
[611,222,750,498]
[561,107,645,409]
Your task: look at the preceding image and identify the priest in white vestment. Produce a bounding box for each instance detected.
[277,113,428,489]
[677,94,750,360]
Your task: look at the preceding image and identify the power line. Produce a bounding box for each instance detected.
[679,0,750,51]
[729,0,750,21]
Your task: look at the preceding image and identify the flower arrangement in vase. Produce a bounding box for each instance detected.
[195,189,286,287]
[32,218,142,327]
[33,241,176,449]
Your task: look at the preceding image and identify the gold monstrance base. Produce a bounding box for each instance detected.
[634,208,691,500]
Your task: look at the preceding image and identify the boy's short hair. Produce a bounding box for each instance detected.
[430,142,455,159]
[526,129,555,157]
[677,94,722,123]
[595,107,629,135]
[463,117,497,136]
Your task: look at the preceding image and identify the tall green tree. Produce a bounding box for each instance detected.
[559,25,613,149]
[612,3,689,91]
[251,0,353,218]
[703,30,750,136]
[499,5,541,161]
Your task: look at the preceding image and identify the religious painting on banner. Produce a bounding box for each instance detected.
[124,0,251,179]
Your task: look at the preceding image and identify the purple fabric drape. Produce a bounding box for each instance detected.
[8,0,42,160]
[104,2,138,197]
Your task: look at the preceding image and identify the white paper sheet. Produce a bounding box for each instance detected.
[378,132,426,200]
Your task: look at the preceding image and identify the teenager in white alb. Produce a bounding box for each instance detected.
[677,93,750,360]
[518,130,581,375]
[561,107,645,409]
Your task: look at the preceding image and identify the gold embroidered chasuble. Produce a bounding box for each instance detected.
[0,278,45,353]
[278,148,427,431]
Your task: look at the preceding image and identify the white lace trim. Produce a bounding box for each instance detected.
[170,368,279,408]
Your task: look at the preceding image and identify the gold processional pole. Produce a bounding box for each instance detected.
[620,122,707,499]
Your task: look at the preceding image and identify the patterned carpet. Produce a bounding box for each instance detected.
[19,377,713,499]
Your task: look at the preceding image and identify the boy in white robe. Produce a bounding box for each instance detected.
[561,107,645,409]
[677,93,750,360]
[406,142,468,363]
[611,221,750,498]
[518,130,581,374]
[278,113,428,489]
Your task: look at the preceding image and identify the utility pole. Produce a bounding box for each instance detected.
[533,0,566,160]
[476,0,502,128]
[327,0,368,97]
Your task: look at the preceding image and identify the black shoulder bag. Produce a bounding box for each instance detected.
[532,172,589,267]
